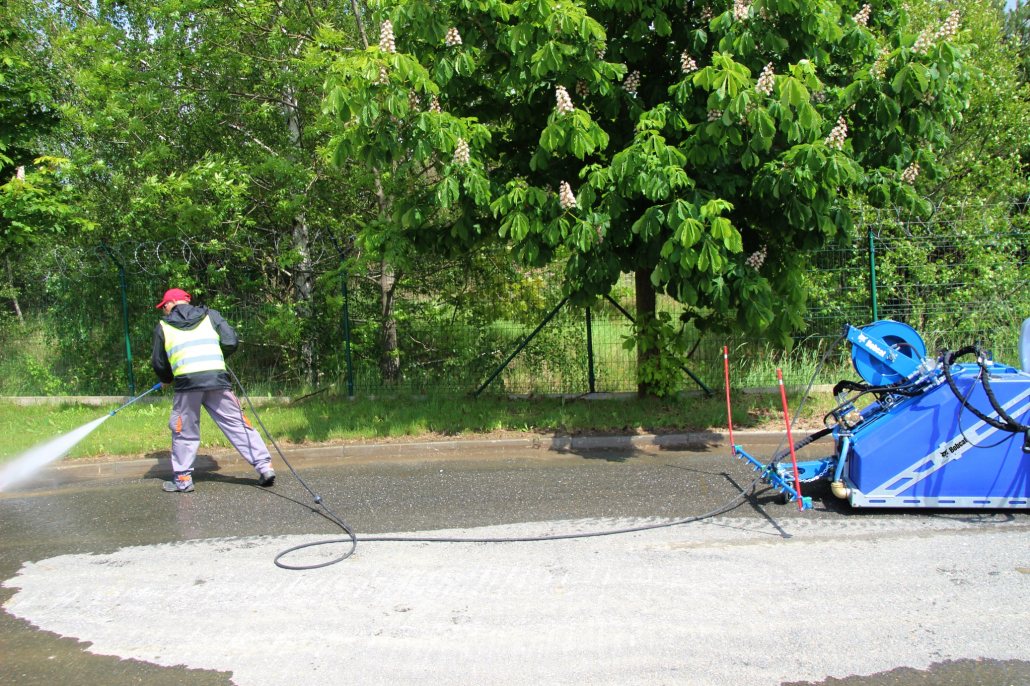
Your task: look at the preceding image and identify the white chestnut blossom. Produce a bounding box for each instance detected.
[576,79,589,98]
[913,30,932,55]
[681,52,698,74]
[852,4,871,26]
[708,108,723,122]
[596,42,607,59]
[559,181,577,210]
[15,166,25,181]
[825,116,848,150]
[445,27,463,46]
[870,52,888,79]
[454,138,470,166]
[700,6,713,21]
[555,85,575,115]
[428,96,441,113]
[755,62,775,97]
[813,90,827,104]
[408,91,421,110]
[379,20,396,53]
[901,162,920,183]
[935,10,960,41]
[623,70,641,95]
[745,245,767,271]
[373,65,388,85]
[733,0,750,22]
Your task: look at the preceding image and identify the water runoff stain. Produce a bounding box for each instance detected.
[784,658,1030,686]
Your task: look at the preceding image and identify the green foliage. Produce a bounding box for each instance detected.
[319,0,979,374]
[0,157,91,252]
[0,4,69,254]
[917,0,1030,202]
[622,310,691,396]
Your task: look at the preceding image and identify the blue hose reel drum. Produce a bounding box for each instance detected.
[850,320,927,386]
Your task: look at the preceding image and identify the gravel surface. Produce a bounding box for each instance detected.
[5,513,1030,685]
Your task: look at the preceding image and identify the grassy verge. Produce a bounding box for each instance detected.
[0,391,837,463]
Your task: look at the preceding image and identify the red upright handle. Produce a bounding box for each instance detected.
[723,346,735,452]
[776,369,804,511]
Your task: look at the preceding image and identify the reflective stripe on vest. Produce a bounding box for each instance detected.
[161,316,226,376]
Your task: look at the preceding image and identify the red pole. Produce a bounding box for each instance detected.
[723,346,735,452]
[777,369,804,511]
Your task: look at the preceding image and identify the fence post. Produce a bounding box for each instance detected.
[586,307,595,393]
[868,227,879,322]
[100,242,136,396]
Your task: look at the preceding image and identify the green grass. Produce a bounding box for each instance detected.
[0,391,837,463]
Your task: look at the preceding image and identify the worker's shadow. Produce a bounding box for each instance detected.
[141,453,222,480]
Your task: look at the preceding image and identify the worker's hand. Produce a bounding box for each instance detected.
[161,382,171,388]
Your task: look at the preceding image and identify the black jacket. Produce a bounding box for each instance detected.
[152,304,239,392]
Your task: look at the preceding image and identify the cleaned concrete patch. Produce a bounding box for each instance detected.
[4,515,1030,685]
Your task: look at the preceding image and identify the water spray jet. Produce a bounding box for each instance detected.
[0,383,164,492]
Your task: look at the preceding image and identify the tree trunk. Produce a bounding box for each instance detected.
[285,91,316,386]
[379,261,400,384]
[635,269,657,398]
[292,211,315,385]
[6,257,24,326]
[349,1,400,387]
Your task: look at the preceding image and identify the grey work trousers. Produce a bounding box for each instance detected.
[170,389,272,477]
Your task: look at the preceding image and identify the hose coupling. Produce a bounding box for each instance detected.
[830,480,851,499]
[313,496,323,505]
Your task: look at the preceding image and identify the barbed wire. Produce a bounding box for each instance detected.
[22,232,345,283]
[13,199,1030,283]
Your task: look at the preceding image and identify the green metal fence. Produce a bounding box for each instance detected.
[2,201,1028,397]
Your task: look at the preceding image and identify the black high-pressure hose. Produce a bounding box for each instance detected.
[227,369,766,570]
[941,348,1030,453]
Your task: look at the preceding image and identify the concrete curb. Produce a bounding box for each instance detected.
[44,429,818,482]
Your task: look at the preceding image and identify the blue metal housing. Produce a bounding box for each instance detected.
[731,321,1030,510]
[841,362,1030,508]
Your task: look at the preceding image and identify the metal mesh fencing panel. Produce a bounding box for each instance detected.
[1,201,1028,397]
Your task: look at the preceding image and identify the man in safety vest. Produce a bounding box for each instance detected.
[151,288,275,493]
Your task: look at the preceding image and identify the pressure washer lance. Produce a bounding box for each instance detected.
[109,382,165,416]
[224,369,787,571]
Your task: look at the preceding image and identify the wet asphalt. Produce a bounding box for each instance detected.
[2,445,1029,686]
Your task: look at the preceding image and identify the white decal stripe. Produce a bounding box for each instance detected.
[868,386,1030,497]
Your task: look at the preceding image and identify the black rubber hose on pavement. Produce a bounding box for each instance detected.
[229,368,768,570]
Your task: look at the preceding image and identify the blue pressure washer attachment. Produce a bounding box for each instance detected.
[109,382,165,416]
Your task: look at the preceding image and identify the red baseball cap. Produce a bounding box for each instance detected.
[156,288,191,309]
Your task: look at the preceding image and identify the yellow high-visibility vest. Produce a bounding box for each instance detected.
[161,316,225,376]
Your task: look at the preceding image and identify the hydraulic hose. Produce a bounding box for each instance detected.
[941,347,1030,453]
[942,348,1014,431]
[227,368,768,570]
[771,427,833,465]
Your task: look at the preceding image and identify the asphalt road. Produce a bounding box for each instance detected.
[2,444,1030,685]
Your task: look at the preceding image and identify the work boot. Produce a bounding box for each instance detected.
[162,474,195,493]
[257,469,276,487]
